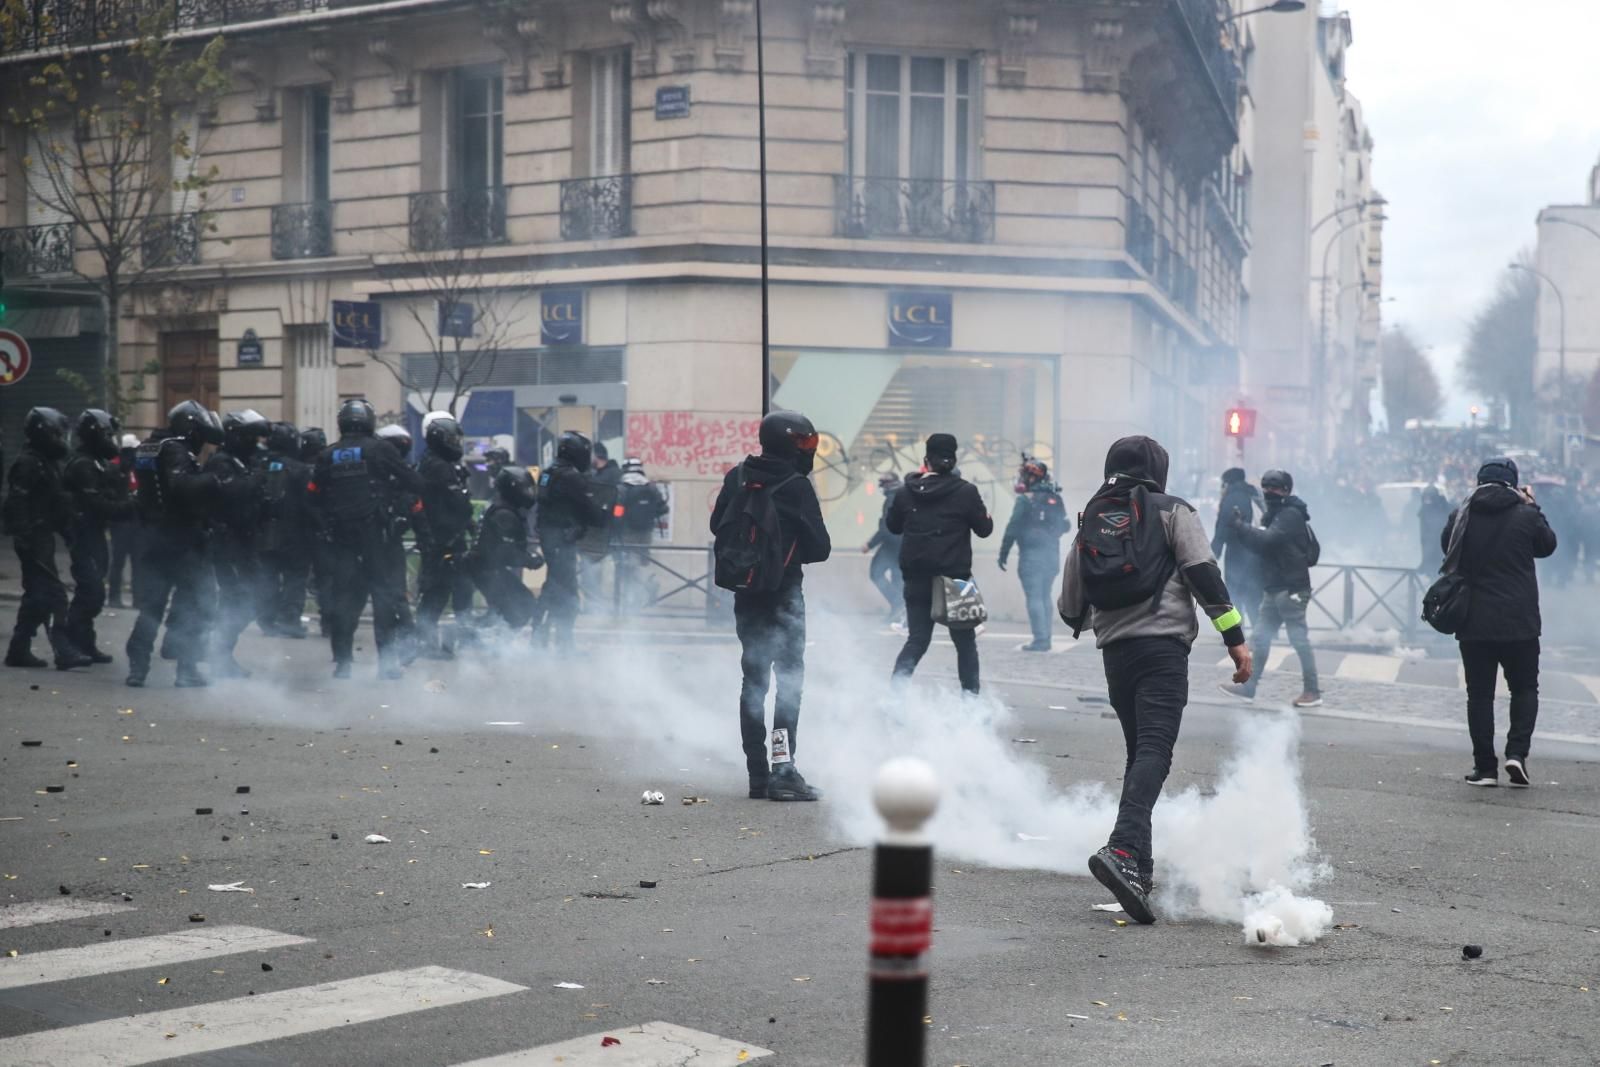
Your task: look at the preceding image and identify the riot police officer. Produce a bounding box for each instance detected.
[416,412,475,658]
[311,399,422,679]
[4,407,91,669]
[107,432,141,608]
[375,423,424,670]
[125,401,224,688]
[998,456,1070,652]
[299,427,334,633]
[62,409,135,663]
[259,421,313,638]
[536,431,606,650]
[205,409,271,677]
[470,466,544,632]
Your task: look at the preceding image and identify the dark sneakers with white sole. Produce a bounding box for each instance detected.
[1504,758,1530,788]
[1088,846,1156,925]
[1464,768,1498,787]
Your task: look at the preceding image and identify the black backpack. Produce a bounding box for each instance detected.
[1075,483,1174,611]
[713,464,798,594]
[1304,523,1322,567]
[1028,487,1070,539]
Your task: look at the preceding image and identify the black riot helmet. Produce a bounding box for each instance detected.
[1261,469,1294,497]
[494,465,538,509]
[336,397,377,437]
[758,410,820,475]
[75,408,121,460]
[24,407,71,459]
[168,400,224,451]
[299,427,327,463]
[423,413,464,461]
[222,409,271,456]
[376,423,414,457]
[555,430,592,470]
[266,421,299,457]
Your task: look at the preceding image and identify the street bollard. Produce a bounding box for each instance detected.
[867,757,941,1067]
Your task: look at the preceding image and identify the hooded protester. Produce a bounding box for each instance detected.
[4,407,92,670]
[998,456,1070,651]
[862,471,905,628]
[710,410,832,801]
[1058,435,1251,924]
[887,433,994,693]
[1418,485,1453,575]
[1218,469,1321,708]
[1442,458,1557,787]
[1210,467,1263,626]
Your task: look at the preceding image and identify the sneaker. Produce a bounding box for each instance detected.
[767,764,822,802]
[1464,768,1498,787]
[1504,758,1530,788]
[1088,846,1156,925]
[748,776,769,799]
[1292,691,1323,708]
[125,666,148,688]
[332,661,352,680]
[1017,641,1052,652]
[1216,682,1255,703]
[889,621,907,634]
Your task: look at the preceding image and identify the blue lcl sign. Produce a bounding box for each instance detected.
[541,288,584,346]
[887,291,952,348]
[331,300,382,349]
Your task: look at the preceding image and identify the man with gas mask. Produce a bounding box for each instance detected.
[416,412,475,658]
[258,421,313,638]
[205,409,272,677]
[125,402,224,688]
[62,409,135,663]
[536,431,607,651]
[4,407,92,670]
[310,399,422,679]
[710,411,832,801]
[998,456,1070,652]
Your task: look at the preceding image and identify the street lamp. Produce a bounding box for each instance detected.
[1223,0,1307,21]
[1545,214,1600,245]
[1311,194,1387,237]
[1509,260,1567,428]
[1315,211,1386,453]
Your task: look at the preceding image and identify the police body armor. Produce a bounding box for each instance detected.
[322,443,384,527]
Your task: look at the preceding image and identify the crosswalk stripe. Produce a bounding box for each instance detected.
[0,925,312,991]
[1574,674,1600,705]
[453,1021,773,1066]
[0,900,137,930]
[1335,653,1403,684]
[0,965,526,1067]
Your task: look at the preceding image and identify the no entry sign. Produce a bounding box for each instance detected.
[0,329,31,386]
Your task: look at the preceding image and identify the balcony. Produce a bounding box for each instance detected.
[140,212,201,268]
[1125,203,1156,274]
[0,222,74,277]
[408,188,507,252]
[560,176,633,241]
[1126,203,1198,317]
[271,200,334,260]
[1,1,437,55]
[834,176,995,244]
[1172,0,1242,129]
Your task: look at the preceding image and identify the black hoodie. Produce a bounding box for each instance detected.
[886,470,994,577]
[1441,484,1557,642]
[709,454,832,590]
[1233,493,1313,593]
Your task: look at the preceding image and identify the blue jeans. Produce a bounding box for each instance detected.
[1242,588,1318,697]
[1017,547,1059,646]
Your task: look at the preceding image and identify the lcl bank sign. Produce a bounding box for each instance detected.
[887,291,952,348]
[541,288,584,345]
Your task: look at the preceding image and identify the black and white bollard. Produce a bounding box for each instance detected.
[867,757,940,1067]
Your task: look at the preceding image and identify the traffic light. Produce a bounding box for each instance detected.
[1224,407,1257,438]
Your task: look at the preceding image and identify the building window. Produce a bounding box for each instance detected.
[452,67,504,194]
[588,50,630,177]
[25,124,70,227]
[306,87,331,203]
[170,107,200,215]
[847,52,975,184]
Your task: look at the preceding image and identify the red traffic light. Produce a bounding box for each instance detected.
[1224,408,1257,438]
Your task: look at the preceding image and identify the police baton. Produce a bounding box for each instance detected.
[867,757,940,1067]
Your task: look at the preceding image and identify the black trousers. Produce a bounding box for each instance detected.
[475,563,538,630]
[540,541,581,649]
[210,536,262,658]
[1460,638,1541,773]
[734,583,807,780]
[261,547,311,629]
[416,540,465,644]
[325,526,407,665]
[868,546,903,618]
[893,571,980,693]
[1017,546,1059,646]
[1102,635,1190,877]
[108,521,137,604]
[9,532,70,658]
[66,526,110,653]
[125,532,209,671]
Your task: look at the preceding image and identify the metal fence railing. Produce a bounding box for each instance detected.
[1302,563,1429,642]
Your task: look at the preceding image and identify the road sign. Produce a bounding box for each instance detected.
[0,328,31,386]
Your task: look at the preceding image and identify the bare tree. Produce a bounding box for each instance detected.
[1380,324,1443,430]
[0,0,229,418]
[1460,260,1538,441]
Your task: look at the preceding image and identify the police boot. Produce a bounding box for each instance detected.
[125,660,149,688]
[5,640,48,669]
[332,660,352,680]
[51,631,93,671]
[77,627,113,664]
[174,662,211,688]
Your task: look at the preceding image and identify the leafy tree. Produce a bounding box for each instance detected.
[0,0,229,418]
[1380,325,1443,430]
[1459,262,1538,441]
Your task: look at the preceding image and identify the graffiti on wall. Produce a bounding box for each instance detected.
[626,411,761,477]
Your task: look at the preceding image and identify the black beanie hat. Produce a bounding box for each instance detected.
[925,433,958,460]
[1477,457,1519,487]
[1222,467,1246,485]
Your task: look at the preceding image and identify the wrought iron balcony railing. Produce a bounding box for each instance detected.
[2,1,421,55]
[834,176,995,244]
[1172,0,1243,126]
[1125,202,1156,274]
[408,187,507,251]
[0,222,74,276]
[271,200,334,259]
[140,212,201,267]
[560,175,633,241]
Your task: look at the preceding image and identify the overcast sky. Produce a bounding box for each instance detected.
[1342,0,1600,419]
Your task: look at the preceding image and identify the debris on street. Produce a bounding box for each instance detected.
[640,791,665,805]
[364,834,391,844]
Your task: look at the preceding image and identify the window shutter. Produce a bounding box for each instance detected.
[25,125,71,227]
[171,107,199,215]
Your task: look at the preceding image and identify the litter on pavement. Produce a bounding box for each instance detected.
[461,882,492,890]
[207,882,254,893]
[1091,903,1125,913]
[640,791,665,805]
[553,981,585,989]
[364,834,391,844]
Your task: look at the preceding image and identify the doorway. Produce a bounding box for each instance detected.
[160,330,220,414]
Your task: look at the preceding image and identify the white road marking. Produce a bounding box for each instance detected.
[0,900,136,930]
[0,965,526,1066]
[0,925,312,991]
[1335,653,1403,684]
[1574,675,1600,705]
[1265,645,1294,671]
[453,1021,773,1066]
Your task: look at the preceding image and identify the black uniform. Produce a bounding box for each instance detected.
[4,434,79,668]
[311,432,422,672]
[203,447,266,671]
[472,480,543,631]
[536,459,606,649]
[258,442,314,636]
[999,482,1069,650]
[62,449,134,659]
[416,451,475,652]
[107,444,139,607]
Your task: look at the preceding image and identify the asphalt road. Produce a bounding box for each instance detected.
[1,611,1597,1067]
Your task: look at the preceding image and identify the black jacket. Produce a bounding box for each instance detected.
[709,454,832,586]
[1442,485,1557,642]
[1233,494,1313,593]
[866,488,902,555]
[537,461,607,536]
[886,471,994,577]
[3,448,71,539]
[63,451,134,540]
[1000,485,1069,561]
[312,434,422,528]
[1211,482,1262,584]
[419,452,474,546]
